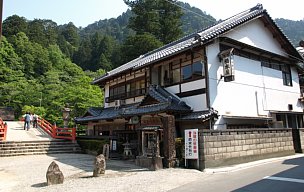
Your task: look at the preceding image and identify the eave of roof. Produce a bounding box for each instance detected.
[177,109,218,121]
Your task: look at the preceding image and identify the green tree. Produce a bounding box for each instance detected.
[120,33,163,63]
[2,15,28,41]
[124,0,183,44]
[73,36,93,70]
[27,19,48,47]
[10,32,51,78]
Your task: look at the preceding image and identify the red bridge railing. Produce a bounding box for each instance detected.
[0,118,7,141]
[38,118,76,141]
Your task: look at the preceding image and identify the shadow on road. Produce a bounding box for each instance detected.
[232,156,304,192]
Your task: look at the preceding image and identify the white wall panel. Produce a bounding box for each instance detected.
[226,20,287,56]
[181,79,205,92]
[181,94,207,111]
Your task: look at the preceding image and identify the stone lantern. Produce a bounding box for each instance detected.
[62,107,71,128]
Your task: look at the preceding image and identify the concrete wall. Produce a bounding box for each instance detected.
[198,128,295,170]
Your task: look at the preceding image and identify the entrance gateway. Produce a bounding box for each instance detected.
[75,85,218,169]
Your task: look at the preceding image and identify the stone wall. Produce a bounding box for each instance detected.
[198,128,295,170]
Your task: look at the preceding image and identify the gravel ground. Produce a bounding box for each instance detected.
[0,153,204,192]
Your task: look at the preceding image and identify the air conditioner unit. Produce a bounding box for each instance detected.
[114,100,125,107]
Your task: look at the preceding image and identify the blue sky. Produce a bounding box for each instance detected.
[3,0,304,28]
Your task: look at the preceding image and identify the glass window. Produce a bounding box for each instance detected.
[282,65,292,86]
[126,84,131,93]
[182,65,192,81]
[192,61,203,78]
[172,68,180,83]
[110,88,114,97]
[283,72,292,86]
[272,63,281,71]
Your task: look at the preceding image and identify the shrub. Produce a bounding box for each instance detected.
[77,139,109,155]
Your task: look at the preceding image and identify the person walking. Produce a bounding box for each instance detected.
[33,113,38,128]
[23,112,31,131]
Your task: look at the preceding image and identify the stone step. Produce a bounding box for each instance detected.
[0,143,79,149]
[0,140,83,157]
[0,139,73,144]
[0,147,82,153]
[0,145,81,151]
[0,150,83,157]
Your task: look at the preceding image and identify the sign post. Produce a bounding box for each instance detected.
[185,129,199,168]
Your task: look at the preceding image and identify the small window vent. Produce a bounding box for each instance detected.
[288,104,293,111]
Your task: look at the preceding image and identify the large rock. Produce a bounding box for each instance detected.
[93,154,106,177]
[46,161,64,185]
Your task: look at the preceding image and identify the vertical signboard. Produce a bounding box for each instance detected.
[185,129,199,159]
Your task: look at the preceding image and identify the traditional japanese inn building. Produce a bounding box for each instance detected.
[76,4,304,169]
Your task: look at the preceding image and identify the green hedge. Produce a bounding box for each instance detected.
[77,139,109,155]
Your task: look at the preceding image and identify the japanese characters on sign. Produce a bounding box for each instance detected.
[185,129,199,159]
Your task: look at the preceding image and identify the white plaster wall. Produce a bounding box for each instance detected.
[135,96,145,103]
[104,84,110,108]
[262,67,302,112]
[165,85,179,94]
[208,42,302,120]
[182,94,208,111]
[181,79,205,92]
[125,98,135,105]
[226,19,287,57]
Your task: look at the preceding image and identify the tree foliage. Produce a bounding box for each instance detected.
[124,0,183,44]
[0,33,103,124]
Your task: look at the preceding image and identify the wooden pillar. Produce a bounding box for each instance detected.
[198,129,206,171]
[141,131,145,156]
[162,115,176,168]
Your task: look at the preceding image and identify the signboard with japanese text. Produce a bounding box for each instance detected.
[185,129,199,159]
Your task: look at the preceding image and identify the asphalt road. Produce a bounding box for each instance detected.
[170,155,304,192]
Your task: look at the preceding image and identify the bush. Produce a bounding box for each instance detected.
[77,139,109,155]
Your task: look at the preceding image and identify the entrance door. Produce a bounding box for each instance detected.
[288,114,302,153]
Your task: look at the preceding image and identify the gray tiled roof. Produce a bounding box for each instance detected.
[122,85,191,116]
[75,85,191,123]
[93,4,273,85]
[177,109,218,121]
[75,107,122,123]
[87,107,103,116]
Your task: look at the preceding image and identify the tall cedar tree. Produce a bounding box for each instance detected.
[124,0,183,44]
